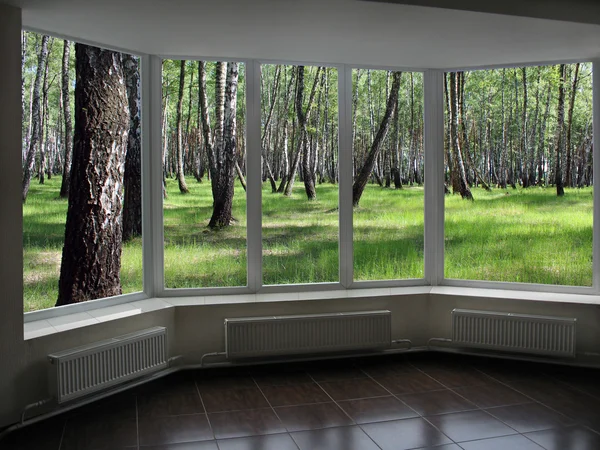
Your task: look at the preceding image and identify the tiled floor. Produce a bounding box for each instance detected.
[3,352,600,449]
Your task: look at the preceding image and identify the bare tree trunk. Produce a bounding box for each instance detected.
[565,62,580,188]
[57,44,129,305]
[59,40,73,198]
[520,67,529,187]
[262,65,281,192]
[391,87,402,189]
[284,66,321,197]
[22,34,49,203]
[555,64,566,197]
[209,62,239,228]
[299,66,321,200]
[122,54,142,241]
[198,61,217,200]
[276,67,296,192]
[449,72,473,200]
[39,38,52,185]
[175,60,189,193]
[352,71,401,207]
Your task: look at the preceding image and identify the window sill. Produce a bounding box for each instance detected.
[23,285,600,341]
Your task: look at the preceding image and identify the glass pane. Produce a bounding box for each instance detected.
[352,69,425,281]
[22,31,143,311]
[444,63,593,286]
[162,60,247,288]
[261,64,339,285]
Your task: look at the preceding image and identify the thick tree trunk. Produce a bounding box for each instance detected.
[565,62,580,188]
[59,40,73,198]
[209,62,239,228]
[122,54,142,241]
[555,64,566,197]
[57,44,129,305]
[449,72,473,200]
[298,66,320,200]
[175,60,189,193]
[22,34,49,203]
[352,71,401,207]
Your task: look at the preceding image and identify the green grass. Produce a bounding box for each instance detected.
[23,178,593,312]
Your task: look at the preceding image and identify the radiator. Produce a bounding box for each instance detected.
[48,327,168,403]
[452,309,576,358]
[225,311,392,359]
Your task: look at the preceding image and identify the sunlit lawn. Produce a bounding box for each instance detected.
[23,177,593,312]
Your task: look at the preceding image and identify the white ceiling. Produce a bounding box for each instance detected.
[6,0,600,69]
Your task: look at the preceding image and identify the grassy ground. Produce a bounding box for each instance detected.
[23,178,592,312]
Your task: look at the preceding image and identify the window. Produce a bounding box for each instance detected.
[443,63,593,286]
[352,69,425,281]
[261,64,339,285]
[22,31,143,312]
[162,60,247,289]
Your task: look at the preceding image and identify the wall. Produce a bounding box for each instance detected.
[0,2,26,429]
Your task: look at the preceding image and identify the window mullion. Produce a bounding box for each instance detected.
[423,69,445,286]
[246,60,263,292]
[339,65,353,288]
[144,55,164,297]
[593,61,600,292]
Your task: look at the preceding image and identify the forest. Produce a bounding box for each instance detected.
[21,28,594,312]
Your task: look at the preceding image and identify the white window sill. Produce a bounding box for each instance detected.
[23,285,600,341]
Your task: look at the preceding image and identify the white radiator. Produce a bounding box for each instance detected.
[225,311,392,359]
[48,327,168,403]
[452,309,576,358]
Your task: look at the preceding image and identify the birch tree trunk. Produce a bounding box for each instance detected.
[175,60,189,193]
[565,62,580,188]
[38,38,52,185]
[209,62,239,228]
[59,40,73,198]
[198,61,217,200]
[57,44,129,305]
[122,54,142,241]
[555,64,566,197]
[449,72,473,200]
[22,34,49,203]
[352,71,401,207]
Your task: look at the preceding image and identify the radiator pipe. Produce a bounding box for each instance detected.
[392,339,412,349]
[427,337,453,350]
[20,398,53,425]
[200,351,227,367]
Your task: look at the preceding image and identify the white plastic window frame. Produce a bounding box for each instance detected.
[21,27,600,322]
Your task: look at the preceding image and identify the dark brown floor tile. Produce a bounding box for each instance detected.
[338,396,418,424]
[478,363,548,384]
[0,416,66,450]
[138,414,213,446]
[201,387,269,412]
[375,372,444,395]
[275,402,353,432]
[291,426,380,450]
[70,392,137,420]
[309,366,367,382]
[400,389,477,416]
[486,402,574,433]
[196,372,256,392]
[359,359,419,377]
[138,392,204,417]
[261,382,330,407]
[426,410,517,443]
[524,425,600,450]
[361,417,453,450]
[318,378,388,401]
[139,441,219,449]
[61,417,137,450]
[217,433,299,450]
[459,435,544,450]
[136,372,199,396]
[252,370,313,387]
[453,383,531,408]
[424,369,494,388]
[208,408,285,439]
[414,445,462,450]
